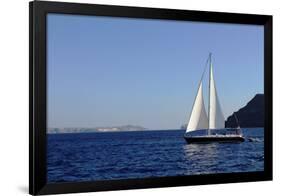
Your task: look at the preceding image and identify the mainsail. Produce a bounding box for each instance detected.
[208,62,225,129]
[186,82,208,132]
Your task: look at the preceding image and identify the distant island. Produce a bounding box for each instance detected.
[181,94,264,129]
[48,125,147,134]
[225,94,264,128]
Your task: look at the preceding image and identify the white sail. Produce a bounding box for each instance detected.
[208,62,225,129]
[186,82,208,132]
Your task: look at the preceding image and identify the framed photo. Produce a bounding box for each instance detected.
[29,1,272,195]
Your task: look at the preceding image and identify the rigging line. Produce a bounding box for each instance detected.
[200,53,211,82]
[234,112,240,127]
[185,54,211,132]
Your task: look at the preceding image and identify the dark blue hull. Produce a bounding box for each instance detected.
[184,135,245,143]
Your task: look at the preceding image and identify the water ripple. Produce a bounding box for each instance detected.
[47,128,264,182]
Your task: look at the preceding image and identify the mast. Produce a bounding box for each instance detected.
[208,53,225,131]
[208,53,212,135]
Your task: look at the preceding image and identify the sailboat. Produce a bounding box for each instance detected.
[184,53,245,143]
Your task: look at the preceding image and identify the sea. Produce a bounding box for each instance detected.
[47,128,264,183]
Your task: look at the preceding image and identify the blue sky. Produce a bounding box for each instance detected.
[47,13,263,130]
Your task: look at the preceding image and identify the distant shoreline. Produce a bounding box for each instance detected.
[47,128,182,134]
[48,125,147,134]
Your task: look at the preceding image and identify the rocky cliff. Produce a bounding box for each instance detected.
[225,94,264,128]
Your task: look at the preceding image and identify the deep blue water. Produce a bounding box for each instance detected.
[47,128,264,183]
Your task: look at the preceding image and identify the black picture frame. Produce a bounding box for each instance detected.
[29,1,273,195]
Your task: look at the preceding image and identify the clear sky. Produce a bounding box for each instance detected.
[47,13,263,130]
